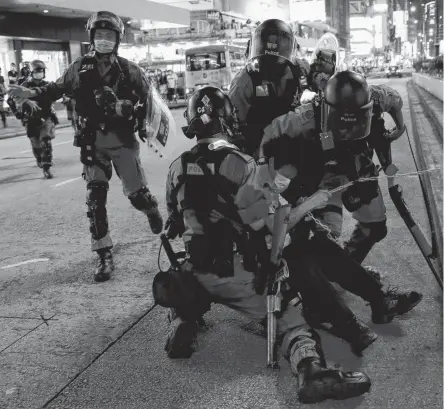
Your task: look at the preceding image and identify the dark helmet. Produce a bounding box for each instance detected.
[30,60,46,71]
[182,86,235,139]
[249,19,296,81]
[86,11,125,48]
[30,60,46,79]
[324,70,373,141]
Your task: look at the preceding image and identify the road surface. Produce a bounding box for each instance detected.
[0,78,442,409]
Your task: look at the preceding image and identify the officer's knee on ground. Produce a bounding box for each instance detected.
[128,186,158,212]
[86,182,109,241]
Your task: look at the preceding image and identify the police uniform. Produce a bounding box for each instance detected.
[166,136,323,369]
[29,55,159,251]
[20,78,57,169]
[228,65,299,157]
[261,84,404,263]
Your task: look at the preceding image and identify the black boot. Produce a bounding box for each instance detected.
[94,248,114,282]
[331,317,378,357]
[297,357,371,404]
[371,287,423,324]
[165,311,198,359]
[42,165,53,179]
[303,306,377,357]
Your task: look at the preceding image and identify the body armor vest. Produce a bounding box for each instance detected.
[73,54,138,132]
[172,144,245,276]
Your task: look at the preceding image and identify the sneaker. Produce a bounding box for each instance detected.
[371,287,423,324]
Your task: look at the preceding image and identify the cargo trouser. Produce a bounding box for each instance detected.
[84,139,148,252]
[27,118,55,168]
[191,254,321,369]
[312,152,388,263]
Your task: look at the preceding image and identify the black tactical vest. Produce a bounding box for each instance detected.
[73,54,139,132]
[172,143,246,276]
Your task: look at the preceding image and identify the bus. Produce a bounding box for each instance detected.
[185,44,246,96]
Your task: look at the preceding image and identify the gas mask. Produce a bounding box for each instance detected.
[32,72,44,80]
[94,39,116,54]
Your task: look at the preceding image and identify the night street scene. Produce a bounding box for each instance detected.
[0,0,442,408]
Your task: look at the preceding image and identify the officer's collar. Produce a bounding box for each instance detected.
[196,134,226,145]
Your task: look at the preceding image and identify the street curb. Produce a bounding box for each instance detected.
[0,123,73,140]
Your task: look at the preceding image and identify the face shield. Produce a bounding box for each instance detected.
[249,28,296,81]
[308,33,341,91]
[326,100,373,142]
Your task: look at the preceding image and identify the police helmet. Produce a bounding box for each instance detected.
[30,60,46,79]
[182,86,235,139]
[31,60,46,71]
[324,70,373,142]
[249,19,296,81]
[86,11,125,48]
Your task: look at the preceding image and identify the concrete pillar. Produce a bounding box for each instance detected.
[69,41,82,63]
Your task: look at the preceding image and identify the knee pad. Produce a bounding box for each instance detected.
[86,182,109,241]
[282,328,323,362]
[41,138,53,162]
[128,187,158,212]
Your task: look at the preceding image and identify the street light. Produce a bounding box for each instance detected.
[410,6,416,12]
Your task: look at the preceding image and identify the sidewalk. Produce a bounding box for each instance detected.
[0,110,72,140]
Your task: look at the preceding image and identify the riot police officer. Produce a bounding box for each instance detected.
[157,86,372,403]
[229,19,305,157]
[259,71,422,324]
[8,11,163,282]
[300,71,407,271]
[8,60,58,178]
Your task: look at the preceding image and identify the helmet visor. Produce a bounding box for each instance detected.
[250,28,295,62]
[327,100,373,141]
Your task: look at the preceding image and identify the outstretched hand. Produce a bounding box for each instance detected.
[22,100,41,114]
[8,85,34,100]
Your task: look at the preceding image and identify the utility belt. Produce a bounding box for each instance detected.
[25,113,57,127]
[186,232,235,278]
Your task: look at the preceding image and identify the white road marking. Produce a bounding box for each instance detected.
[0,258,49,270]
[51,177,82,188]
[19,140,72,154]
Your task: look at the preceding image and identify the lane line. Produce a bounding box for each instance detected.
[51,177,82,188]
[0,258,49,270]
[19,140,72,154]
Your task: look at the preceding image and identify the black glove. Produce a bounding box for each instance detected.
[342,179,379,212]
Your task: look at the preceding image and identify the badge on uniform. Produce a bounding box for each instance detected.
[320,131,335,151]
[187,163,215,175]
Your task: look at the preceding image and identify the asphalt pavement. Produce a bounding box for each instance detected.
[0,78,442,409]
